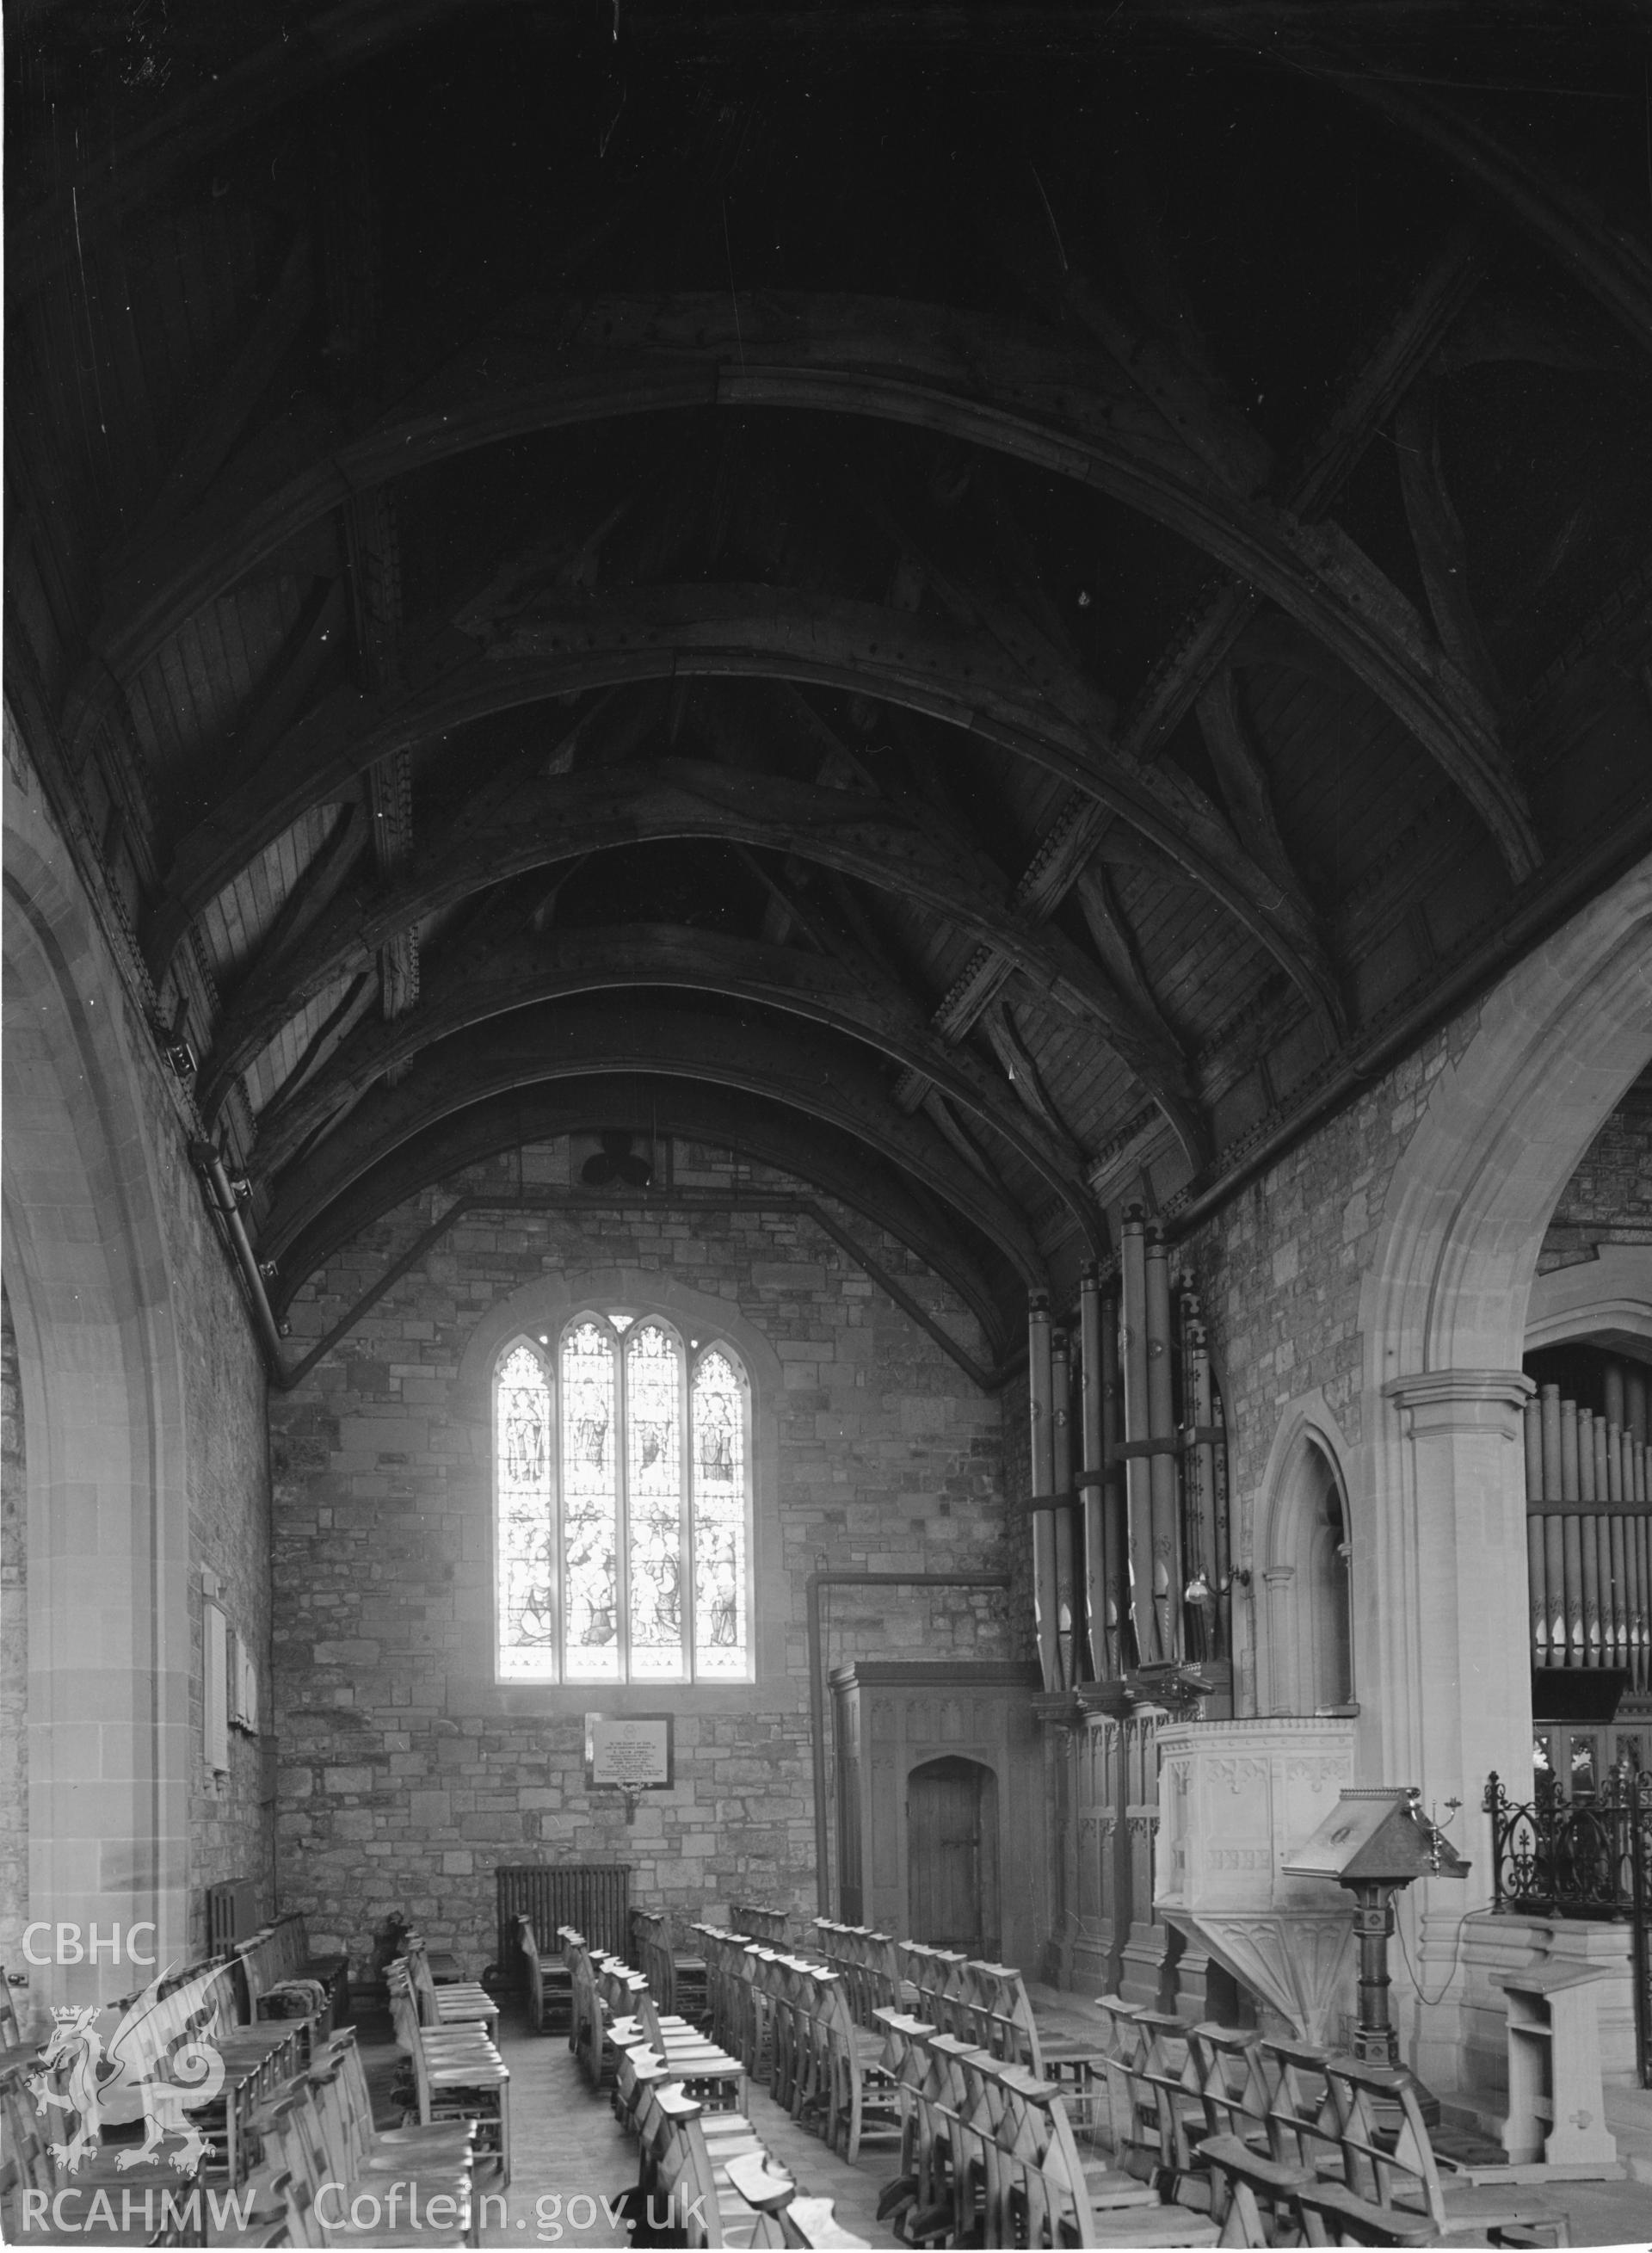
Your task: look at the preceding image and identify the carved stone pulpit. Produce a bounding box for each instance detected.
[1154,1716,1357,2043]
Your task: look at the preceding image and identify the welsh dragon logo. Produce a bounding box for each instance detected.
[26,1965,227,2175]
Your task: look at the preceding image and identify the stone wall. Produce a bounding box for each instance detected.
[1538,1064,1652,1272]
[268,1142,1018,1977]
[1,1287,27,1967]
[178,1186,274,1948]
[1175,1012,1483,1713]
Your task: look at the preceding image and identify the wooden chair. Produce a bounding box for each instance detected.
[1320,2057,1569,2247]
[1196,2133,1317,2247]
[723,2151,872,2248]
[513,1915,571,2035]
[821,1975,901,2164]
[1,2045,213,2219]
[402,1941,499,2041]
[0,1973,26,2052]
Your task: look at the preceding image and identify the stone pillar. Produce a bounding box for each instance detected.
[1369,1368,1534,2089]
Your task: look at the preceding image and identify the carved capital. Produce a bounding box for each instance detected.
[1384,1367,1533,1438]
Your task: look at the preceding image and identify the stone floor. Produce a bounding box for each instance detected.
[350,1997,896,2248]
[351,1994,1652,2249]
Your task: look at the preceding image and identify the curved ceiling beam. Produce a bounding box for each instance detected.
[262,1072,1020,1360]
[242,922,1099,1225]
[157,598,1343,1042]
[19,5,1645,364]
[1341,81,1652,357]
[199,757,1205,1140]
[256,1001,1057,1279]
[80,297,1533,880]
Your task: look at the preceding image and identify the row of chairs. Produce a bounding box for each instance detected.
[596,1954,870,2246]
[807,1923,901,2028]
[688,1929,901,2164]
[385,1960,510,2185]
[241,2026,478,2248]
[1097,1999,1570,2247]
[869,2009,1217,2249]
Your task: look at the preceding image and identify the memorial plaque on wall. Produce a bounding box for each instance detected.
[584,1713,675,1792]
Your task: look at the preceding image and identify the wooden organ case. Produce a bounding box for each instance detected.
[1026,1213,1240,2010]
[831,1661,1045,1973]
[1524,1347,1652,1788]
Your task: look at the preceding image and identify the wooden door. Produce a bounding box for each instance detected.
[907,1756,999,1954]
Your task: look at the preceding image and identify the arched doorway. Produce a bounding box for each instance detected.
[907,1755,1000,1957]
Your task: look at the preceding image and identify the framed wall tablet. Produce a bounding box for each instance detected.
[584,1713,674,1793]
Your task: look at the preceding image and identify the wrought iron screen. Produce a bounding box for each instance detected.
[1484,1765,1652,2086]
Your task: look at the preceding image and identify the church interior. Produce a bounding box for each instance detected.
[5,1,1652,2242]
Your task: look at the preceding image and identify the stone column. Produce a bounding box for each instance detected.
[1368,1368,1533,2089]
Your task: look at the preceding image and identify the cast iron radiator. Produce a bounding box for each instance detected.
[496,1863,632,1966]
[205,1877,260,1954]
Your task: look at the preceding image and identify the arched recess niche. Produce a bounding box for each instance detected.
[454,1264,787,1709]
[1254,1394,1357,1719]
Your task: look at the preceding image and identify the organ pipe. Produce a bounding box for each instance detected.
[1184,1297,1218,1664]
[1100,1279,1128,1676]
[1579,1408,1600,1666]
[1561,1398,1584,1662]
[1525,1398,1546,1663]
[1035,1250,1234,1700]
[1144,1224,1180,1664]
[1052,1326,1077,1690]
[1526,1355,1652,1694]
[1079,1265,1111,1682]
[1028,1291,1059,1693]
[1119,1209,1157,1665]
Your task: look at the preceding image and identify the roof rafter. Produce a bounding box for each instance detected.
[243,920,1098,1232]
[68,293,1534,876]
[151,587,1338,1036]
[256,1000,1054,1280]
[262,1074,1021,1358]
[199,752,1199,1118]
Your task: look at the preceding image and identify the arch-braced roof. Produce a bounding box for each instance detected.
[9,0,1651,1340]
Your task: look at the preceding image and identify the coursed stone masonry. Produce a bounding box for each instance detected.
[268,1143,1018,1977]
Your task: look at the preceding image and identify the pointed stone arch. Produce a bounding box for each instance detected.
[1351,852,1652,2083]
[1254,1393,1356,1720]
[2,763,197,2001]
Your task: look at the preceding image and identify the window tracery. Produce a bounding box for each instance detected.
[494,1313,751,1682]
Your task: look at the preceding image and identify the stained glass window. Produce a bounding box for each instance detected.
[692,1349,749,1677]
[494,1313,751,1681]
[497,1343,556,1679]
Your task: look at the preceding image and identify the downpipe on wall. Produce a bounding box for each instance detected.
[190,1141,288,1367]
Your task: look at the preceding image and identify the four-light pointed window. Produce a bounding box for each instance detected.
[495,1314,751,1682]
